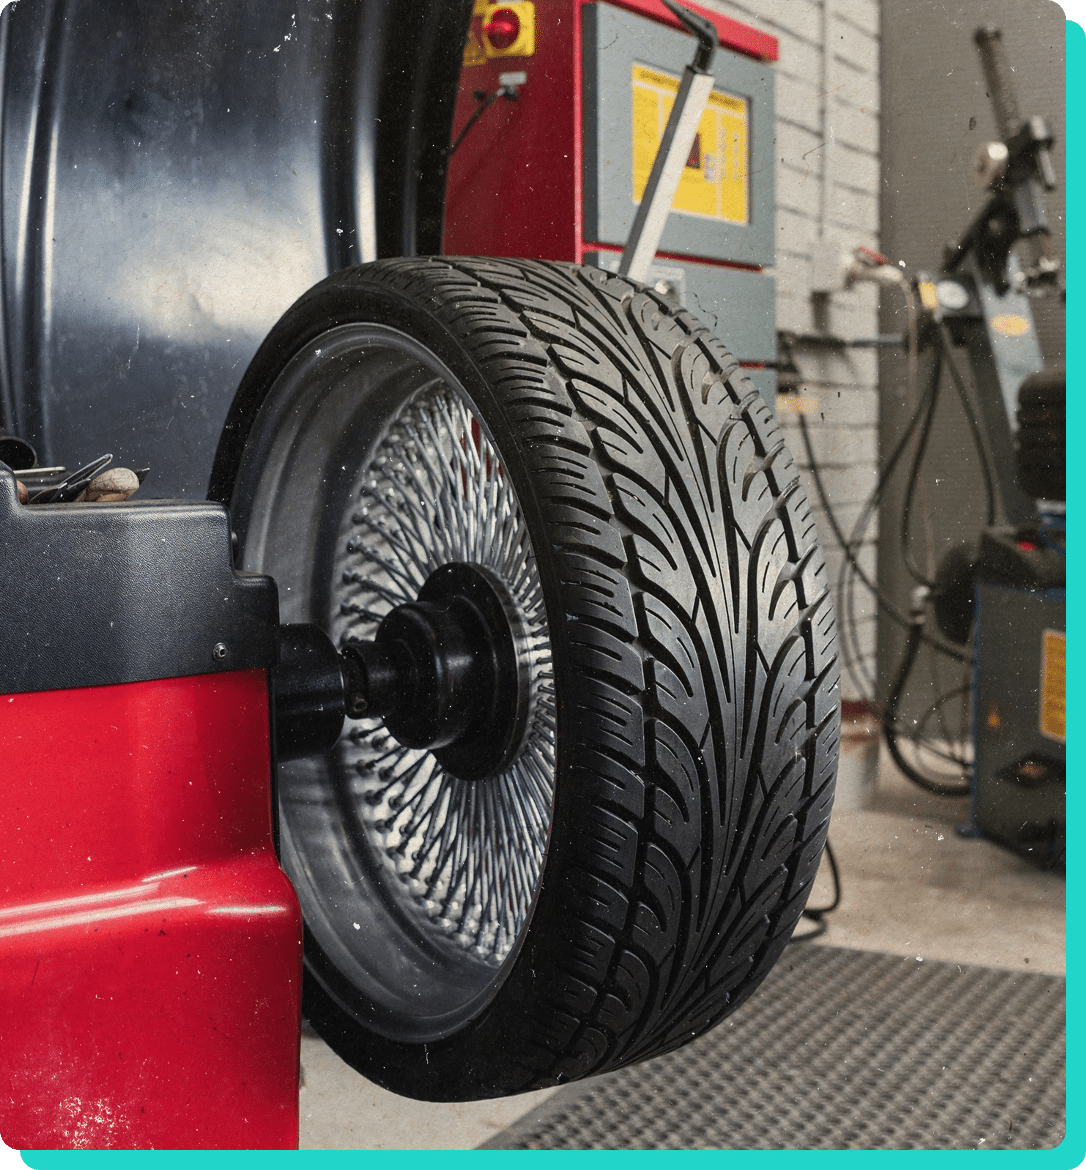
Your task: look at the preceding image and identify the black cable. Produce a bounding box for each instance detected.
[797,412,967,663]
[448,85,517,157]
[882,598,971,797]
[837,448,966,654]
[888,331,992,776]
[789,342,973,788]
[935,325,999,526]
[899,349,942,588]
[925,625,964,757]
[916,683,973,765]
[791,839,840,943]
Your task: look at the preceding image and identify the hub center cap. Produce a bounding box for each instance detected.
[346,562,530,781]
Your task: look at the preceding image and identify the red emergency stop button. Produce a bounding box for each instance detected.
[484,7,520,50]
[480,1,535,57]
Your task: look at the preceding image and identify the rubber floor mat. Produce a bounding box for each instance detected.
[481,944,1065,1150]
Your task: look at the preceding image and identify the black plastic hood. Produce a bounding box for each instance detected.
[0,0,471,497]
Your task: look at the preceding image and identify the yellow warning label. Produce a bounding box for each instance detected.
[631,62,749,226]
[1040,629,1065,743]
[775,392,820,415]
[918,281,939,313]
[463,28,487,67]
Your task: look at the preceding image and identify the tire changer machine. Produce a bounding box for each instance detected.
[0,0,838,1150]
[896,28,1066,866]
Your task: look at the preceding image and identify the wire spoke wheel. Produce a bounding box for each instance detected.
[220,321,556,1044]
[211,257,839,1102]
[336,383,555,968]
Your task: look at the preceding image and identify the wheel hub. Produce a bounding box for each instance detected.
[344,562,530,781]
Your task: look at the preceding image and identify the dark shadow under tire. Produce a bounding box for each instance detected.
[210,257,840,1101]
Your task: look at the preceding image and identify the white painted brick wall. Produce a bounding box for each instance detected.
[833,13,879,74]
[703,0,882,702]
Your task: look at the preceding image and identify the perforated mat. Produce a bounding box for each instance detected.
[481,944,1065,1150]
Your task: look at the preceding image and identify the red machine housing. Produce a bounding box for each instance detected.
[0,475,301,1149]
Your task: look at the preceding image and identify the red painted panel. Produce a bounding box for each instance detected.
[445,0,583,262]
[0,672,302,1150]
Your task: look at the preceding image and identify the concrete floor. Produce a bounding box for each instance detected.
[298,746,1065,1149]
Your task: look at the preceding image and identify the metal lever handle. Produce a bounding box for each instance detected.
[618,2,719,283]
[661,0,718,72]
[974,26,1021,142]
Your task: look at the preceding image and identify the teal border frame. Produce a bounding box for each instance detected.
[7,13,1081,1170]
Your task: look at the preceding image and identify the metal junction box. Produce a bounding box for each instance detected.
[581,2,775,267]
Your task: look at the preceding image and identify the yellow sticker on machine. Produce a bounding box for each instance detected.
[1040,629,1065,743]
[462,28,487,67]
[631,63,749,226]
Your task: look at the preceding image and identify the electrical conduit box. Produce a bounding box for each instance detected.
[445,0,777,405]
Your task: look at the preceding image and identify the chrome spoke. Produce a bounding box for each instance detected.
[333,381,556,967]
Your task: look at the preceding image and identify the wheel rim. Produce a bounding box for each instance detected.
[232,323,556,1041]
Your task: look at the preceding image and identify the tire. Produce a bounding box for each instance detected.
[210,257,840,1101]
[1016,366,1064,502]
[932,543,977,646]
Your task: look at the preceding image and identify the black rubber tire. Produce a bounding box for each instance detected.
[1016,366,1064,502]
[932,543,977,646]
[210,257,840,1101]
